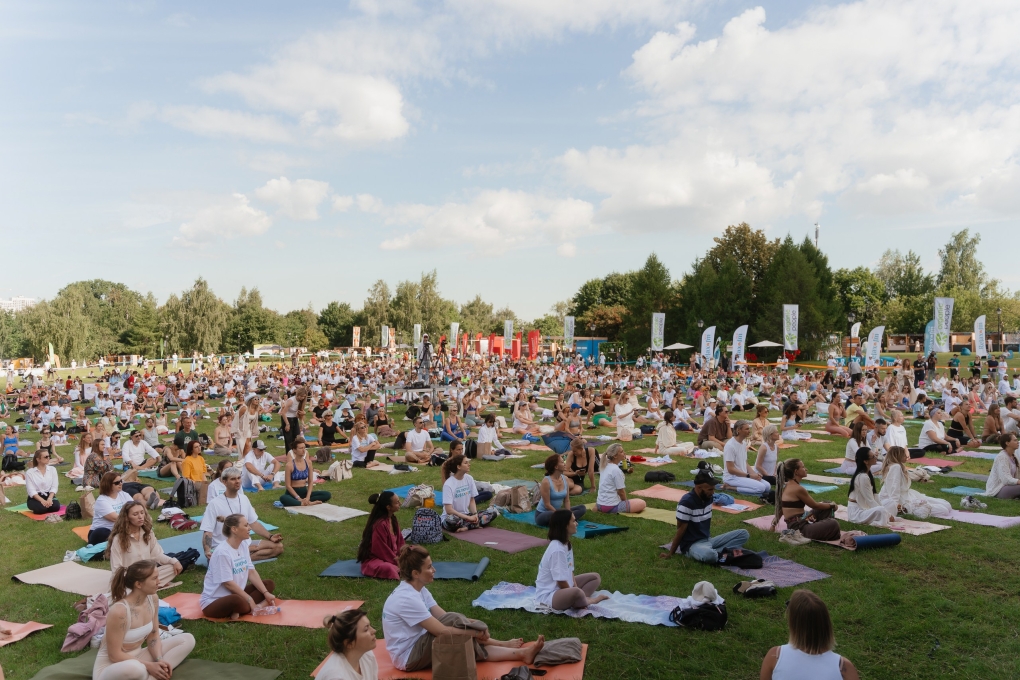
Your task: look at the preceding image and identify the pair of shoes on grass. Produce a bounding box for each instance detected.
[778,529,811,546]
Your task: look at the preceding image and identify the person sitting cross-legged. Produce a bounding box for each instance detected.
[659,471,751,564]
[200,514,278,620]
[200,467,284,562]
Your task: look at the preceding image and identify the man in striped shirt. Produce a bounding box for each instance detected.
[659,471,750,563]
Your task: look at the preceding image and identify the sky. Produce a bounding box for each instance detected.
[3,0,1020,319]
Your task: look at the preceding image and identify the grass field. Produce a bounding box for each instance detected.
[2,370,1020,679]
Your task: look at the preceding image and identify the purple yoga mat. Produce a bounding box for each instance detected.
[447,527,549,554]
[721,551,830,587]
[945,510,1020,528]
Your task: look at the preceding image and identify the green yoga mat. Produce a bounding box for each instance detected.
[29,649,282,680]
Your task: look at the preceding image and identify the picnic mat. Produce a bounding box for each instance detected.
[941,486,989,496]
[950,452,998,460]
[908,457,963,467]
[720,551,830,587]
[162,592,364,628]
[829,506,952,535]
[320,558,490,580]
[804,474,849,485]
[388,484,443,506]
[944,510,1020,528]
[800,483,839,494]
[944,471,989,482]
[28,648,282,680]
[311,639,588,680]
[13,562,111,596]
[0,619,52,648]
[284,504,368,523]
[472,581,720,627]
[446,526,548,553]
[500,512,627,539]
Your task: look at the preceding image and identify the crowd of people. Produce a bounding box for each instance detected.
[4,345,1018,679]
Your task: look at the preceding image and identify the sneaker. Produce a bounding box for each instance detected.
[779,529,811,546]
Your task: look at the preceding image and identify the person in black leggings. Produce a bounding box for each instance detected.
[280,386,308,453]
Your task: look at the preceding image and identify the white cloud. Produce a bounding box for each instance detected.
[158,106,292,143]
[176,194,271,245]
[254,177,332,220]
[561,1,1020,232]
[373,189,593,253]
[332,195,355,212]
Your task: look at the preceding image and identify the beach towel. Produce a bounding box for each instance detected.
[28,648,282,680]
[0,619,52,648]
[162,592,364,628]
[943,510,1020,528]
[908,457,963,467]
[720,551,830,587]
[446,526,548,553]
[320,558,490,580]
[500,512,627,539]
[13,562,112,596]
[472,581,722,627]
[311,639,587,680]
[941,486,989,496]
[800,483,839,494]
[284,504,368,523]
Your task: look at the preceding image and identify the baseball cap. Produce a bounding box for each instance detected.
[254,440,267,450]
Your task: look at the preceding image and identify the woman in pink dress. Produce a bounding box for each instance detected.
[357,491,404,579]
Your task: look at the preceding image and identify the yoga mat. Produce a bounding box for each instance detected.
[500,512,627,539]
[720,551,830,587]
[12,562,112,596]
[28,648,283,680]
[941,486,989,496]
[284,504,368,523]
[800,483,839,494]
[804,474,849,485]
[818,458,848,464]
[0,619,53,648]
[136,469,176,480]
[950,452,998,460]
[71,525,91,541]
[20,506,67,520]
[77,542,108,562]
[630,457,674,467]
[387,484,443,506]
[320,558,491,580]
[908,457,963,467]
[945,471,989,482]
[824,468,850,475]
[978,446,1000,451]
[4,503,30,512]
[189,515,279,531]
[945,510,1020,528]
[495,479,539,491]
[447,526,548,553]
[632,484,684,503]
[834,506,952,535]
[622,507,677,524]
[162,592,364,628]
[713,499,762,514]
[852,533,902,549]
[311,639,588,680]
[778,443,798,449]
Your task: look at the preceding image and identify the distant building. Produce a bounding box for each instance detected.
[0,296,37,312]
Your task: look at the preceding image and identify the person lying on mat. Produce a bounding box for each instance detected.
[660,471,751,563]
[357,492,404,579]
[770,459,841,543]
[536,509,608,610]
[200,514,278,620]
[564,438,597,495]
[722,420,772,496]
[94,560,196,680]
[317,608,379,680]
[847,448,895,527]
[280,440,332,507]
[108,501,184,586]
[89,472,136,544]
[383,545,545,672]
[441,454,497,531]
[25,449,61,514]
[595,444,646,514]
[242,440,281,492]
[986,433,1020,499]
[760,589,860,680]
[201,467,284,562]
[535,454,586,526]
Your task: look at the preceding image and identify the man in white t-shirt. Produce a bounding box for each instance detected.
[200,468,283,562]
[721,421,770,495]
[1002,397,1020,435]
[242,440,281,492]
[403,417,434,464]
[122,430,160,470]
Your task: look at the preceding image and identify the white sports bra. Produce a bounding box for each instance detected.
[115,596,155,647]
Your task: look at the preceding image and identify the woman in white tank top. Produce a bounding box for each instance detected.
[760,590,859,680]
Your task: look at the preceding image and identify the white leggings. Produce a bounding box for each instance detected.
[94,634,195,680]
[722,474,771,495]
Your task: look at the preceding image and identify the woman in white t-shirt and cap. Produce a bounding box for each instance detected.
[535,509,609,611]
[595,444,646,514]
[382,545,545,673]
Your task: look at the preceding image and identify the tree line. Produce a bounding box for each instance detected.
[2,226,1015,363]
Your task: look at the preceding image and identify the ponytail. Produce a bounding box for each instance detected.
[219,513,245,539]
[110,560,157,602]
[771,459,800,530]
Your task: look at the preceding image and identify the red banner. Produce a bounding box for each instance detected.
[527,330,540,360]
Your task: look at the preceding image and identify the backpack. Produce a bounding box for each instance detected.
[2,453,25,472]
[169,477,199,508]
[640,424,655,435]
[644,471,676,483]
[406,508,443,544]
[64,501,82,521]
[732,579,778,599]
[759,489,775,505]
[718,548,763,569]
[428,452,448,467]
[464,439,478,459]
[669,602,728,631]
[405,405,421,421]
[165,547,201,571]
[314,447,334,464]
[401,484,434,509]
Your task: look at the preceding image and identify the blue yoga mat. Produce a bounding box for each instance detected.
[941,486,988,496]
[501,511,627,539]
[77,542,108,562]
[852,533,901,550]
[800,483,839,494]
[190,515,279,532]
[320,558,490,580]
[387,484,443,506]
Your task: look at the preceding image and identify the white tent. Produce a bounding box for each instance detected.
[748,340,783,348]
[663,342,694,350]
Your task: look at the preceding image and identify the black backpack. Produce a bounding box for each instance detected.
[64,501,82,521]
[2,453,25,472]
[165,547,201,571]
[669,602,728,631]
[405,405,421,421]
[644,470,676,483]
[718,548,763,569]
[640,424,655,434]
[464,438,478,459]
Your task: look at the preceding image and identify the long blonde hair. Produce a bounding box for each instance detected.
[881,445,908,477]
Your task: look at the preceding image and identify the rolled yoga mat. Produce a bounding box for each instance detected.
[850,533,901,550]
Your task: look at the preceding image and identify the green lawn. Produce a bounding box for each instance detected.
[2,374,1020,679]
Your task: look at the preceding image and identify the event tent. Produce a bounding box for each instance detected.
[662,343,694,350]
[748,340,783,348]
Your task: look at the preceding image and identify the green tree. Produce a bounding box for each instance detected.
[832,267,886,331]
[755,238,829,356]
[676,257,752,345]
[317,301,355,348]
[362,280,391,345]
[388,271,459,343]
[224,288,279,353]
[280,307,329,351]
[937,229,989,293]
[620,254,677,357]
[459,295,497,337]
[705,223,779,308]
[121,294,161,356]
[0,310,27,360]
[19,288,106,362]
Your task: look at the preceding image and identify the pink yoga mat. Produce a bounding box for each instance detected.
[909,457,963,467]
[163,593,364,628]
[0,620,52,648]
[632,484,683,503]
[447,526,548,554]
[945,510,1020,528]
[20,506,67,520]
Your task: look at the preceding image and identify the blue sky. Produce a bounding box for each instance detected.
[3,0,1019,318]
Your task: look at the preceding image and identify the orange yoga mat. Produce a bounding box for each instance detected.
[163,592,363,628]
[72,525,91,541]
[632,484,684,503]
[312,639,587,680]
[0,620,53,648]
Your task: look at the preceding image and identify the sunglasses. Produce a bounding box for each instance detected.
[113,480,123,485]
